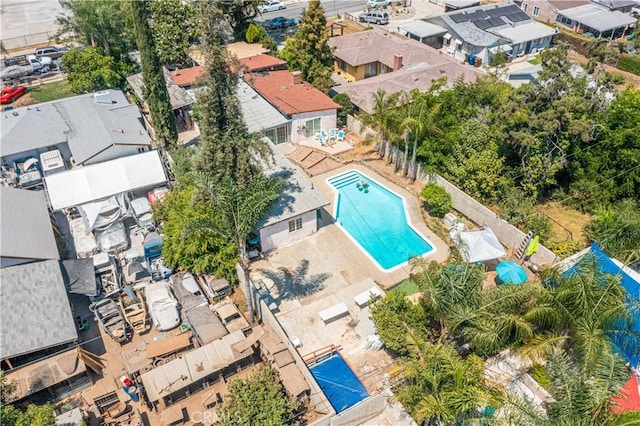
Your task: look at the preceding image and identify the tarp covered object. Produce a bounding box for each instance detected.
[60,259,98,296]
[78,193,128,231]
[451,228,507,263]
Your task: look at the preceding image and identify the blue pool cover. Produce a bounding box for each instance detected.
[564,242,640,368]
[310,353,369,412]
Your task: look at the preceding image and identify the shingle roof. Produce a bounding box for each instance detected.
[236,80,291,133]
[244,70,341,116]
[127,68,194,110]
[558,4,636,32]
[0,260,77,359]
[0,90,151,165]
[259,139,329,228]
[170,66,205,87]
[241,54,287,72]
[0,187,59,264]
[493,21,557,44]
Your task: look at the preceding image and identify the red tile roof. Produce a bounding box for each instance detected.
[241,54,287,72]
[171,66,205,87]
[244,70,340,116]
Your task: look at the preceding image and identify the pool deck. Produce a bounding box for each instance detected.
[250,163,449,399]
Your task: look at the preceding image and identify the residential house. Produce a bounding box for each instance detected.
[0,260,91,402]
[237,80,291,144]
[445,0,481,12]
[241,54,287,73]
[256,139,329,253]
[244,70,341,143]
[127,68,197,136]
[170,66,205,89]
[189,41,269,67]
[424,2,558,64]
[514,0,590,23]
[0,187,58,267]
[0,90,151,174]
[328,29,482,113]
[590,0,638,12]
[555,4,636,38]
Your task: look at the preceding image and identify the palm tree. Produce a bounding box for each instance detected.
[359,89,401,162]
[193,174,282,324]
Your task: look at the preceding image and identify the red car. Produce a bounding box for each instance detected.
[1,86,26,104]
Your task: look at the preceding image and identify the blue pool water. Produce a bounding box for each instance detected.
[328,170,434,270]
[310,353,369,412]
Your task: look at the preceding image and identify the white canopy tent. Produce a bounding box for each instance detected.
[451,228,506,263]
[45,151,166,211]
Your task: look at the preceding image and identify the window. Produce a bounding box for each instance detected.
[304,118,321,138]
[522,3,528,12]
[264,126,288,144]
[533,6,539,16]
[364,62,378,78]
[288,217,303,232]
[338,59,347,72]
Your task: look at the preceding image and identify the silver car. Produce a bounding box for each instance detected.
[260,1,286,13]
[145,281,180,331]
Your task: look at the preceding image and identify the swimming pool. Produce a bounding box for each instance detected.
[328,170,435,271]
[309,352,369,412]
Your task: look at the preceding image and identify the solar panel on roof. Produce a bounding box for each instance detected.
[509,10,530,22]
[475,20,492,30]
[450,13,468,23]
[488,17,505,27]
[486,8,504,18]
[475,10,488,19]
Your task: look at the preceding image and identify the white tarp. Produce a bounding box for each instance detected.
[79,194,128,231]
[45,151,166,210]
[451,228,506,263]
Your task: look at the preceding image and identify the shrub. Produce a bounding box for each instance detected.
[545,240,586,258]
[617,54,640,76]
[420,183,452,218]
[333,93,353,126]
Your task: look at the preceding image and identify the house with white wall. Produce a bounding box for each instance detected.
[243,70,341,144]
[256,140,329,253]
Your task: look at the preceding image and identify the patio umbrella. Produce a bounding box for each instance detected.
[525,235,540,257]
[496,261,528,285]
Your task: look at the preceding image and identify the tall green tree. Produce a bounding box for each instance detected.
[218,367,295,426]
[149,0,199,65]
[359,89,402,162]
[57,0,134,56]
[217,0,261,41]
[131,0,178,146]
[280,0,334,92]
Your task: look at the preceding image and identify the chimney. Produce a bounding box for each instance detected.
[393,54,403,71]
[292,70,303,85]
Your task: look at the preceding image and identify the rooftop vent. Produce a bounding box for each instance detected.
[94,91,113,104]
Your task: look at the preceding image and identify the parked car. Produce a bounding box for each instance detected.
[95,221,129,254]
[265,16,296,29]
[145,281,180,331]
[0,86,26,104]
[367,0,390,7]
[35,46,68,60]
[212,298,249,333]
[358,11,390,24]
[170,272,207,311]
[260,1,286,12]
[1,65,32,82]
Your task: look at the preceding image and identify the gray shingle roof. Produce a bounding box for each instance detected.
[0,187,59,264]
[127,68,195,111]
[237,80,291,133]
[0,260,77,359]
[259,140,329,228]
[1,90,151,165]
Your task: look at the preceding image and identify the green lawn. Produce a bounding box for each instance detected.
[29,80,75,103]
[528,57,542,65]
[389,279,419,296]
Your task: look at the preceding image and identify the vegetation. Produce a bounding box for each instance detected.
[61,47,133,93]
[280,0,334,92]
[617,53,640,75]
[27,80,75,103]
[332,93,353,127]
[245,23,277,54]
[149,0,199,66]
[584,199,640,263]
[131,0,178,146]
[218,367,295,426]
[420,183,452,218]
[1,371,55,426]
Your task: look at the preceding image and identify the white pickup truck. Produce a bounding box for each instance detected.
[1,55,53,81]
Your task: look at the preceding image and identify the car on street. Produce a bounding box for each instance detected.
[145,281,181,331]
[0,86,26,104]
[368,0,390,7]
[264,16,296,29]
[260,1,286,13]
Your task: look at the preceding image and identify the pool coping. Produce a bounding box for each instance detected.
[326,168,438,273]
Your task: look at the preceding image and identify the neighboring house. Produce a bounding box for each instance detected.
[397,20,449,47]
[256,139,329,253]
[244,70,341,143]
[515,0,590,23]
[190,41,269,67]
[240,54,287,73]
[127,68,196,135]
[171,66,205,89]
[445,0,481,12]
[237,80,291,144]
[555,4,636,38]
[0,187,58,267]
[0,260,90,402]
[424,2,558,64]
[328,29,482,113]
[507,63,543,87]
[590,0,638,12]
[0,90,151,171]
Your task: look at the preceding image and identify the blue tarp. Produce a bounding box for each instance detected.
[565,242,640,368]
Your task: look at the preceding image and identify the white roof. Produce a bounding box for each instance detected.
[558,4,636,32]
[45,151,166,210]
[236,80,290,133]
[398,21,448,39]
[452,228,506,263]
[493,22,557,45]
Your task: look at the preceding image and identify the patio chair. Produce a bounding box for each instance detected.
[320,130,328,140]
[336,130,345,142]
[329,128,337,140]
